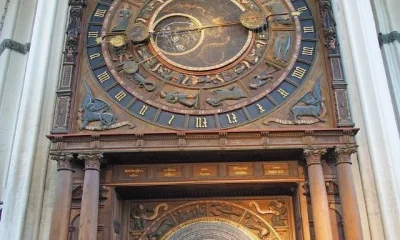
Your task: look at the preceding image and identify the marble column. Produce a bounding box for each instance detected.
[304,148,333,240]
[334,0,400,238]
[78,153,104,240]
[49,153,75,240]
[335,147,363,240]
[0,0,60,238]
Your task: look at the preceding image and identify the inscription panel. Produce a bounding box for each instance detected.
[112,161,298,183]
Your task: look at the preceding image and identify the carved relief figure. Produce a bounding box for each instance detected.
[210,203,242,217]
[269,201,287,226]
[112,4,132,32]
[130,203,168,231]
[206,86,247,107]
[147,219,175,240]
[80,82,116,130]
[160,91,199,108]
[244,213,271,239]
[273,32,291,62]
[290,77,325,121]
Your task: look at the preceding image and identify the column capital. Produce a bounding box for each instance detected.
[335,146,358,165]
[50,152,75,172]
[78,153,105,171]
[303,148,327,166]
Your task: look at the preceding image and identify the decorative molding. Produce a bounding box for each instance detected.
[318,0,354,127]
[303,148,327,166]
[51,1,87,133]
[378,31,400,46]
[78,153,105,171]
[48,129,358,152]
[50,152,75,171]
[0,39,31,56]
[335,146,357,165]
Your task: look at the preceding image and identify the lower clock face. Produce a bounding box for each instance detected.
[86,0,317,130]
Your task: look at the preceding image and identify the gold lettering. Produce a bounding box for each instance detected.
[292,66,307,79]
[277,88,290,98]
[90,53,101,60]
[256,104,265,113]
[115,91,127,102]
[303,26,315,33]
[168,115,175,125]
[195,117,207,128]
[139,105,148,116]
[94,9,107,17]
[226,113,238,124]
[88,31,99,38]
[97,71,110,83]
[302,47,314,56]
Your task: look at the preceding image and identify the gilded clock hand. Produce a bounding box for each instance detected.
[149,21,243,35]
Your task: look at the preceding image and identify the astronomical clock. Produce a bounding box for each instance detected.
[48,0,359,240]
[62,0,351,133]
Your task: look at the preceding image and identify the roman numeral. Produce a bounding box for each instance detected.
[90,53,101,60]
[97,71,110,83]
[297,6,308,12]
[94,9,107,18]
[139,105,148,116]
[302,47,314,56]
[292,66,307,79]
[88,32,99,38]
[168,115,175,125]
[195,117,207,128]
[277,88,289,98]
[303,26,315,33]
[226,113,238,124]
[115,91,127,102]
[256,104,265,113]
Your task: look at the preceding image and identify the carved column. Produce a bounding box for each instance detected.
[49,153,75,240]
[335,147,363,239]
[78,153,104,240]
[304,148,333,240]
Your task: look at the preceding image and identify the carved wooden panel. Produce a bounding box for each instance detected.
[124,197,295,240]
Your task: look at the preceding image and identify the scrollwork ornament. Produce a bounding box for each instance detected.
[303,148,327,166]
[78,153,104,171]
[335,146,357,165]
[50,152,75,171]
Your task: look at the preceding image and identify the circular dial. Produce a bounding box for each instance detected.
[149,0,252,71]
[86,0,317,130]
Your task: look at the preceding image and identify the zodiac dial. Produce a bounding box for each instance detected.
[86,0,317,130]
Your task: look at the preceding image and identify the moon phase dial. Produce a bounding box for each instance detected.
[86,0,317,130]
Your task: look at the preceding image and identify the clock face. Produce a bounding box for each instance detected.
[86,0,316,130]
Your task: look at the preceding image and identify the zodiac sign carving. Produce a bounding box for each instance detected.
[250,66,279,89]
[273,32,291,62]
[206,86,247,107]
[160,91,199,108]
[209,203,242,217]
[112,4,132,32]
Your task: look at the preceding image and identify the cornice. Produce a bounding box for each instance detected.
[47,128,358,153]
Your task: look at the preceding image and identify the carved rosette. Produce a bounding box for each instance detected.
[303,148,327,166]
[50,152,75,172]
[335,146,357,165]
[79,153,105,171]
